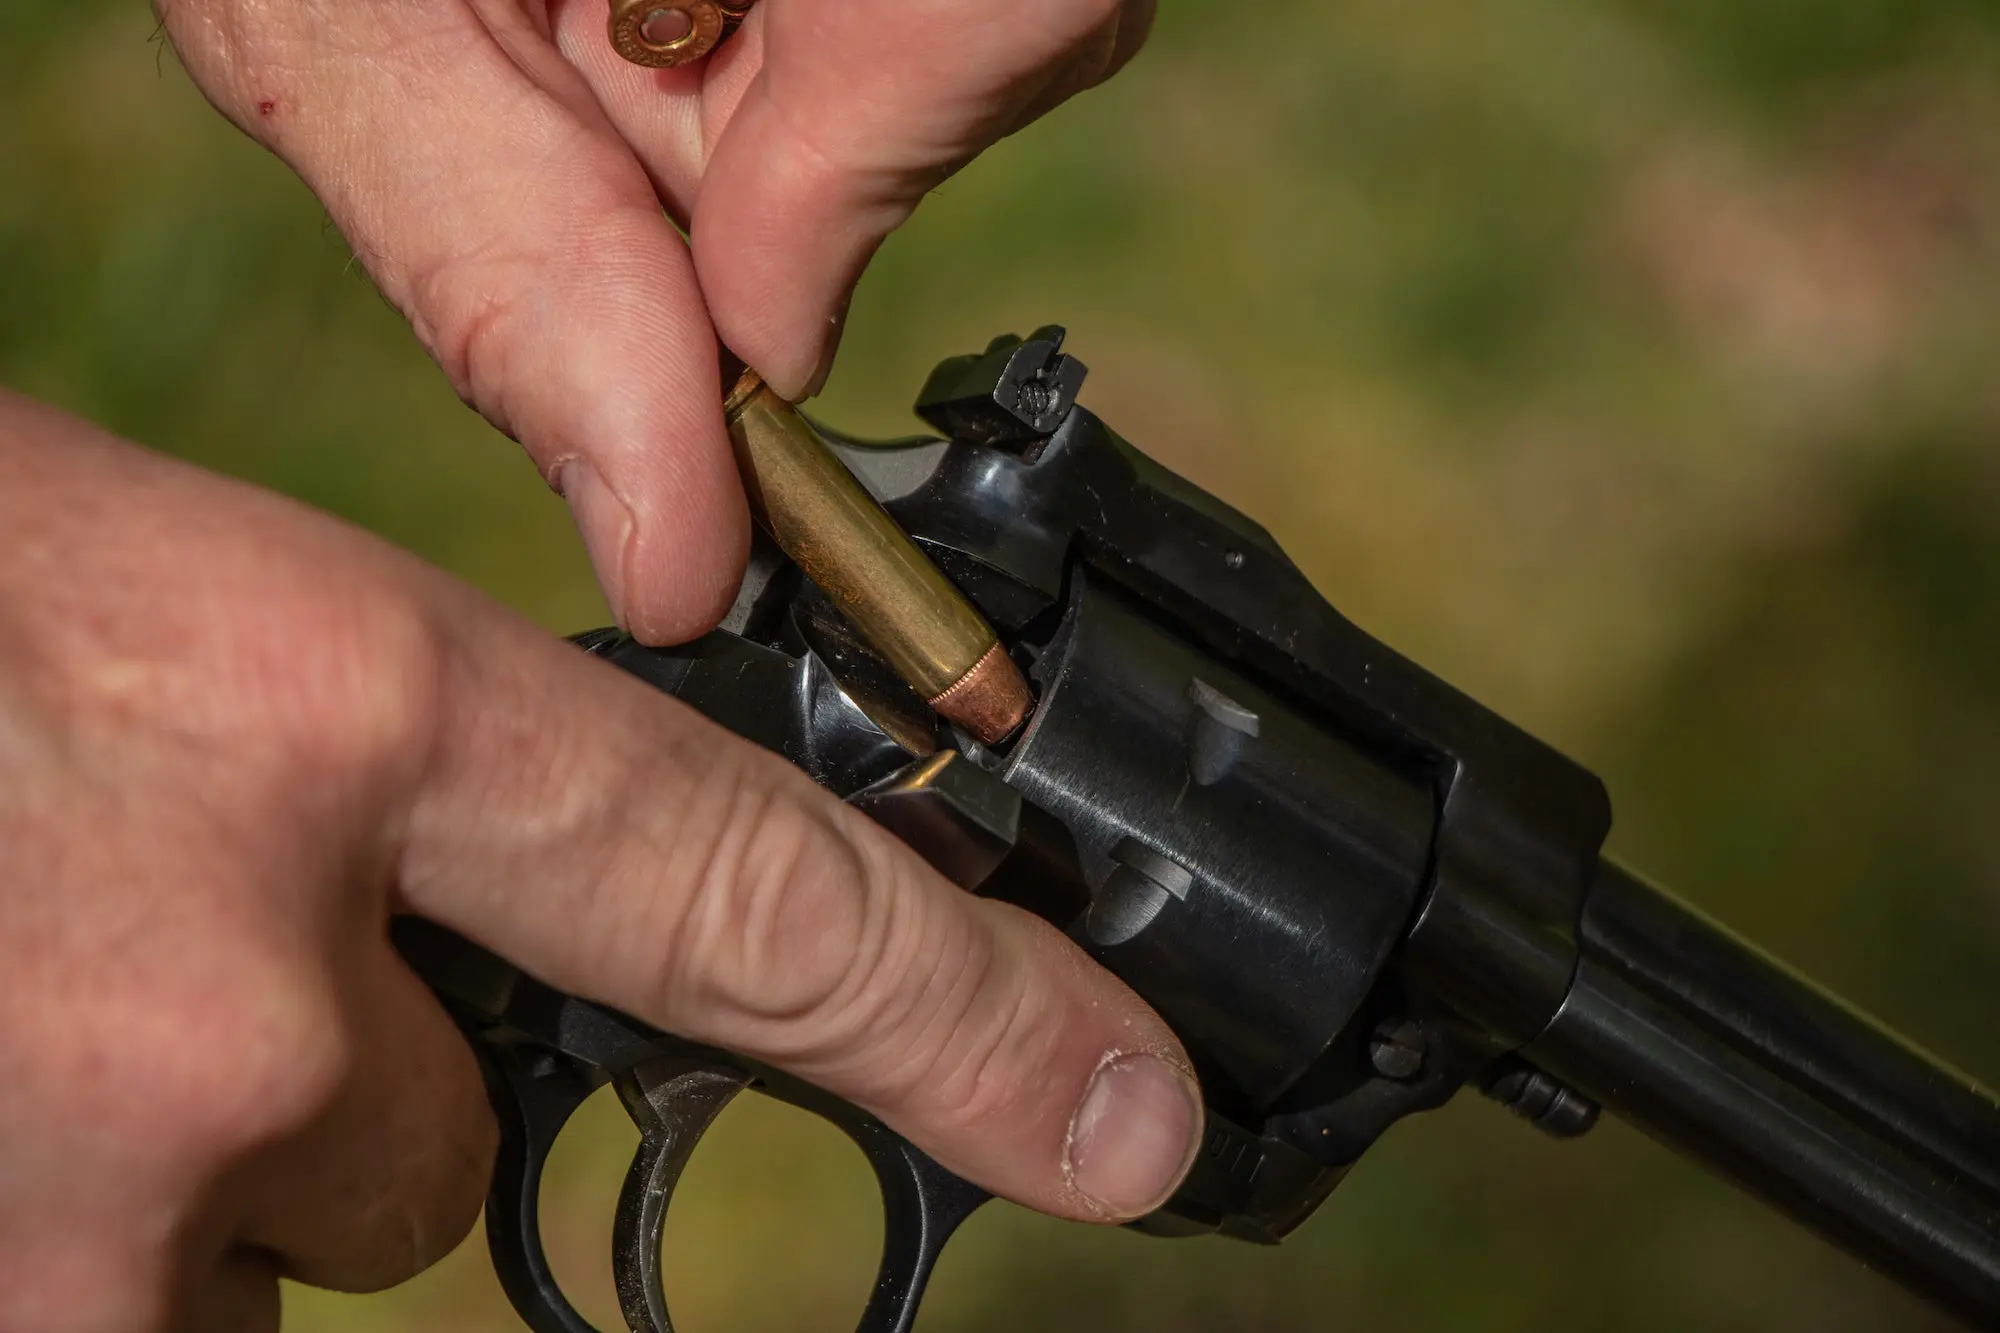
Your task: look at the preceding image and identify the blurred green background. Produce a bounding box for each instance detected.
[6,1,2000,1329]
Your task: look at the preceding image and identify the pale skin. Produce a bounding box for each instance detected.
[0,2,1192,1330]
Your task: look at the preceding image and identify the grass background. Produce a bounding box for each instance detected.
[6,2,1999,1329]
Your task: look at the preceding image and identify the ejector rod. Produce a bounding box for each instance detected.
[722,368,1032,745]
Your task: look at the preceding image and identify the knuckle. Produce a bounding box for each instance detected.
[398,190,665,456]
[114,570,446,800]
[651,753,1061,1124]
[0,1248,172,1333]
[869,910,1062,1131]
[25,479,446,800]
[16,943,351,1184]
[294,1050,494,1294]
[239,585,445,784]
[661,760,892,1043]
[407,250,537,425]
[141,960,352,1165]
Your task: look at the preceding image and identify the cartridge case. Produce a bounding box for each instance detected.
[724,370,1031,743]
[607,0,752,68]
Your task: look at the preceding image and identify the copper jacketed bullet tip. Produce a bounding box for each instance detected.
[928,641,1033,744]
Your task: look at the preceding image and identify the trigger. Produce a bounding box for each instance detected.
[847,750,1020,890]
[611,1054,754,1333]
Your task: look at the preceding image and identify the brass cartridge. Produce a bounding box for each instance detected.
[723,370,1032,744]
[607,0,753,68]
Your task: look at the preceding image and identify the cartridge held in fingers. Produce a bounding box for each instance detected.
[723,369,1033,744]
[607,0,753,68]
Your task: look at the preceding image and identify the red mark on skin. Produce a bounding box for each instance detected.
[256,99,276,116]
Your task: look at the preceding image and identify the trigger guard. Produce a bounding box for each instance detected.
[607,1054,992,1333]
[478,1041,606,1333]
[755,1080,993,1333]
[835,1114,992,1333]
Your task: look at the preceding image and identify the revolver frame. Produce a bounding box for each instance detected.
[408,328,2000,1331]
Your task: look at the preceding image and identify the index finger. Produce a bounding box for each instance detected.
[396,591,1202,1222]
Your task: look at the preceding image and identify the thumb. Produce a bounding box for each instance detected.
[692,0,1154,398]
[397,601,1202,1220]
[164,0,748,643]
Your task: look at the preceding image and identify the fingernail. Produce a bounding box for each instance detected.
[557,458,632,630]
[1064,1054,1202,1218]
[800,296,852,399]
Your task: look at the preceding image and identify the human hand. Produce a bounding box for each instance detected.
[0,394,1198,1331]
[157,0,1154,643]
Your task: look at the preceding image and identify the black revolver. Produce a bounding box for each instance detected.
[397,327,2000,1331]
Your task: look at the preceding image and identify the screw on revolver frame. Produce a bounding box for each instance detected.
[914,324,1088,452]
[1366,1018,1427,1082]
[1480,1058,1601,1139]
